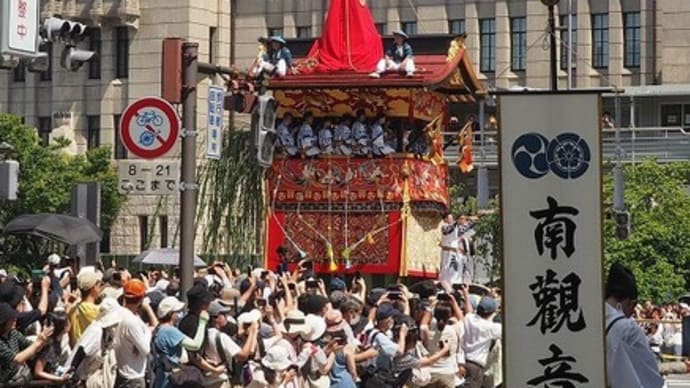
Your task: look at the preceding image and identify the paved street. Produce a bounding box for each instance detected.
[669,375,690,387]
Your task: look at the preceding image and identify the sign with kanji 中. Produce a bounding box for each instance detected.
[207,85,224,160]
[1,0,40,56]
[118,160,179,195]
[499,93,605,387]
[119,97,180,159]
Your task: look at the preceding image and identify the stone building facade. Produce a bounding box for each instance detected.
[0,0,231,255]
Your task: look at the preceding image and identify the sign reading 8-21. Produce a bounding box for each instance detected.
[118,160,179,195]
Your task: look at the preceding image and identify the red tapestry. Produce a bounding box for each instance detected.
[267,157,449,207]
[304,0,383,73]
[266,211,402,274]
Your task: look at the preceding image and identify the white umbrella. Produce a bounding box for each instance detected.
[132,248,207,267]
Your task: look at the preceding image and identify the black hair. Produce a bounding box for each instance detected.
[45,311,69,340]
[433,302,453,331]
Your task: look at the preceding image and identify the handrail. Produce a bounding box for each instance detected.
[442,126,690,165]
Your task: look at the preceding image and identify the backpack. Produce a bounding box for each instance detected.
[360,330,412,388]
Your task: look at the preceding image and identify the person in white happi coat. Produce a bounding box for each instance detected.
[370,114,396,157]
[605,262,665,388]
[352,110,371,157]
[298,112,320,158]
[318,118,335,155]
[439,213,464,285]
[334,116,353,156]
[276,113,298,156]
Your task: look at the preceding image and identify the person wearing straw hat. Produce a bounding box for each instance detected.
[604,262,664,388]
[254,35,293,78]
[66,297,123,388]
[369,30,415,78]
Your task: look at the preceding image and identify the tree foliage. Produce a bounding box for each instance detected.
[603,160,690,303]
[0,114,124,268]
[196,127,264,259]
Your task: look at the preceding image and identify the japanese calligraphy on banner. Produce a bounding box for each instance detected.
[499,93,605,388]
[207,85,224,160]
[1,0,40,56]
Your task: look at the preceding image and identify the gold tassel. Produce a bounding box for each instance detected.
[327,243,337,272]
[366,233,375,245]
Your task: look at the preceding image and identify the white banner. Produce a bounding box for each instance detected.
[1,0,39,56]
[499,93,605,387]
[207,85,224,160]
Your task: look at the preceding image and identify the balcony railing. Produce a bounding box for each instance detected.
[443,126,690,167]
[40,0,139,26]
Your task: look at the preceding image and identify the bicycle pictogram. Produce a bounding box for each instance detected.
[136,110,164,127]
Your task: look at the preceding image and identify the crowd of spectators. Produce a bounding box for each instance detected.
[0,252,503,388]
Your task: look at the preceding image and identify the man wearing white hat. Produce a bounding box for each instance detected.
[369,30,416,78]
[66,297,123,388]
[69,266,103,347]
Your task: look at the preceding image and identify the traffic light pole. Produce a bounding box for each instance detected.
[178,41,240,300]
[179,42,199,300]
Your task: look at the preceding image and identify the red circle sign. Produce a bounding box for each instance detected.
[119,97,180,159]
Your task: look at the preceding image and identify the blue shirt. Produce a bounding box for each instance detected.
[386,43,413,63]
[154,325,186,365]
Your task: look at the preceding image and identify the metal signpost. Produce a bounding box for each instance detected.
[499,92,605,387]
[0,0,40,57]
[207,85,224,160]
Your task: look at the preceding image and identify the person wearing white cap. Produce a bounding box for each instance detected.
[69,266,103,347]
[266,309,316,386]
[66,297,123,387]
[46,253,71,298]
[369,30,416,78]
[151,296,210,388]
[246,346,299,388]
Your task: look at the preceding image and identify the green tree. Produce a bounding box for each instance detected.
[0,114,125,268]
[603,160,690,303]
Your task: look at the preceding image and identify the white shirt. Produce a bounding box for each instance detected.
[114,307,151,379]
[463,313,501,366]
[66,321,103,379]
[605,303,664,388]
[422,319,459,375]
[205,327,242,365]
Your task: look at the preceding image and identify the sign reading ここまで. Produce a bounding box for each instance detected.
[499,93,605,388]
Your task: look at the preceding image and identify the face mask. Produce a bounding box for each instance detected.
[348,315,361,326]
[175,310,185,322]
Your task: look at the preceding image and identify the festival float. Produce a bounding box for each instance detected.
[259,0,485,277]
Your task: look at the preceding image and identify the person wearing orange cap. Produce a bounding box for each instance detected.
[114,279,157,388]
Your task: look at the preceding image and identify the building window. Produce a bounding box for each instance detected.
[480,18,496,72]
[375,23,386,35]
[13,60,25,82]
[296,26,312,38]
[38,117,51,146]
[209,27,217,63]
[659,104,690,128]
[88,28,101,79]
[87,115,100,150]
[115,26,129,78]
[624,12,641,68]
[592,13,609,69]
[100,229,111,253]
[449,19,465,35]
[560,14,577,70]
[113,114,127,159]
[267,27,283,38]
[401,21,417,36]
[159,215,168,248]
[39,43,52,81]
[510,17,526,71]
[139,215,149,252]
